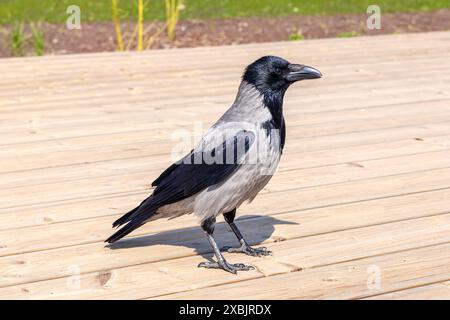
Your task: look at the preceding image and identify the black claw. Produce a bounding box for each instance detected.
[198,261,254,273]
[221,244,272,257]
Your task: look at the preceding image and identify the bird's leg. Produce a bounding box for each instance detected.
[197,216,254,274]
[221,209,272,256]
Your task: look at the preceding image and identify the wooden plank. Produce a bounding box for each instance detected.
[2,33,450,113]
[1,71,448,124]
[1,62,448,106]
[1,132,448,193]
[3,148,450,210]
[3,54,448,90]
[1,185,449,288]
[3,119,450,174]
[365,281,450,300]
[1,164,450,257]
[1,30,449,76]
[1,135,449,230]
[2,95,450,146]
[156,243,450,300]
[1,31,450,299]
[1,55,448,100]
[2,213,450,299]
[2,69,449,116]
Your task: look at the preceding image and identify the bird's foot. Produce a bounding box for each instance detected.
[198,261,254,274]
[221,244,272,257]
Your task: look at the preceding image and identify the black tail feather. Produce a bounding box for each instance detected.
[111,195,153,228]
[112,206,139,228]
[107,197,157,243]
[105,219,145,244]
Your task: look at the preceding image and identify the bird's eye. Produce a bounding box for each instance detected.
[274,67,282,75]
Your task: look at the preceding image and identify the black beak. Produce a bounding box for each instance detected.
[286,64,322,82]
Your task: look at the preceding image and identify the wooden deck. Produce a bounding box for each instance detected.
[1,31,450,300]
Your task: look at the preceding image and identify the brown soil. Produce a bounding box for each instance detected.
[1,10,450,57]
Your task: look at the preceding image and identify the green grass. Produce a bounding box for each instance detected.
[10,22,25,56]
[1,0,449,24]
[288,30,305,41]
[338,31,360,38]
[30,24,45,56]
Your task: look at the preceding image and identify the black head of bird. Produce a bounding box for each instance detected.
[240,56,322,128]
[243,55,322,95]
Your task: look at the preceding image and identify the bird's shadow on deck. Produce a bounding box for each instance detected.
[108,215,297,262]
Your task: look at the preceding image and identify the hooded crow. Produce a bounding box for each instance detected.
[106,56,322,273]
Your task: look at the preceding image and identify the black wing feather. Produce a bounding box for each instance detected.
[106,130,255,243]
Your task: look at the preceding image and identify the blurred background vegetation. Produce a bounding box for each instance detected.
[1,0,450,24]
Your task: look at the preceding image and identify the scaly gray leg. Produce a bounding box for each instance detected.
[221,209,272,257]
[197,216,254,274]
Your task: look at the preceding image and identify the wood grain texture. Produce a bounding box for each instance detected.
[1,31,450,299]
